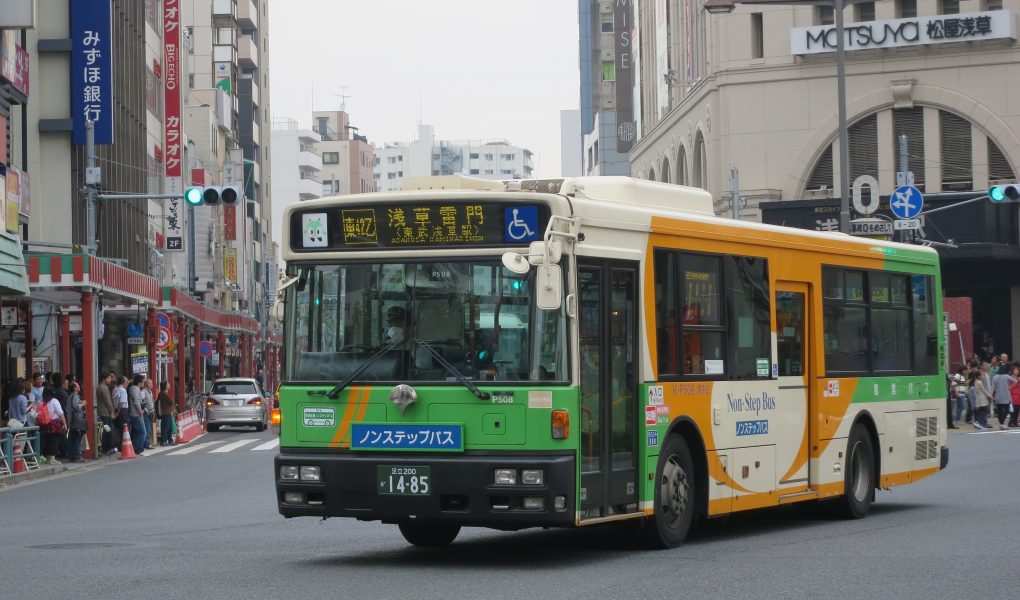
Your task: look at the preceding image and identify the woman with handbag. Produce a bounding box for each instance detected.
[39,388,66,465]
[67,381,87,463]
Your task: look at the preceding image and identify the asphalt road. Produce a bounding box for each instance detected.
[1,427,1018,600]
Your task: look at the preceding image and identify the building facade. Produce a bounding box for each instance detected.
[269,118,321,252]
[626,0,1020,355]
[374,123,534,192]
[578,0,638,176]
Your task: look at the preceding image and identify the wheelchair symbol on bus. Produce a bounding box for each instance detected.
[505,206,538,242]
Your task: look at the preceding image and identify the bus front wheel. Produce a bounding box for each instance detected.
[642,435,695,549]
[398,522,461,547]
[833,424,875,519]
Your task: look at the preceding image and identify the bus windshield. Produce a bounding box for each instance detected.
[284,260,567,384]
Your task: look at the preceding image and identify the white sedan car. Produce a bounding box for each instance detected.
[205,378,268,432]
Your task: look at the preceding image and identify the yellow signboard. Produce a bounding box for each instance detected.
[5,165,18,234]
[224,247,237,284]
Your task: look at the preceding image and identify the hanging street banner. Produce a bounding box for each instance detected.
[70,0,114,144]
[224,247,238,284]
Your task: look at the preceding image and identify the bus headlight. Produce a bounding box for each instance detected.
[280,466,299,480]
[494,468,516,485]
[300,466,321,481]
[521,469,544,485]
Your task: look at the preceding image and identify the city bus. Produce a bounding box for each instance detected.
[274,175,948,548]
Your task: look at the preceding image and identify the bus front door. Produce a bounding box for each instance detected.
[578,260,639,520]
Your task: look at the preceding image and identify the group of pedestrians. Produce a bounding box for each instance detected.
[2,372,87,464]
[950,353,1020,431]
[94,372,174,457]
[1,369,176,465]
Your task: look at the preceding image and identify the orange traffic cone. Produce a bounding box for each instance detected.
[11,437,26,473]
[119,424,138,460]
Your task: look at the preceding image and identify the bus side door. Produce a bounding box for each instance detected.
[775,281,812,494]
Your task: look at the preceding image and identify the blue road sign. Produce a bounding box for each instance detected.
[891,185,923,219]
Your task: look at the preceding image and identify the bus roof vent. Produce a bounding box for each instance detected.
[512,179,565,194]
[561,176,715,215]
[401,175,504,191]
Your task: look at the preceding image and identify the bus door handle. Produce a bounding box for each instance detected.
[306,390,329,395]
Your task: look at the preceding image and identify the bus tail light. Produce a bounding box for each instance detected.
[551,409,569,439]
[271,408,282,426]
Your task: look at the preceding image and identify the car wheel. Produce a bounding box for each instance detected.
[397,522,460,547]
[255,421,265,432]
[207,424,219,432]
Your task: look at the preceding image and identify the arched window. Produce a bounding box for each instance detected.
[661,156,671,183]
[692,132,707,189]
[677,147,688,185]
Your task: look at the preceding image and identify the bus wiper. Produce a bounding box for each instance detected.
[415,340,491,400]
[326,342,399,400]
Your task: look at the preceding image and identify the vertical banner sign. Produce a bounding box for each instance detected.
[614,0,636,153]
[223,205,237,240]
[655,0,669,119]
[5,165,20,234]
[163,0,184,251]
[0,169,6,233]
[70,0,114,144]
[224,248,237,284]
[18,169,30,219]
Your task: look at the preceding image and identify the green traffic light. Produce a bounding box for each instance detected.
[990,186,1006,203]
[184,187,203,206]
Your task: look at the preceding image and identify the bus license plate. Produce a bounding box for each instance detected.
[377,465,431,496]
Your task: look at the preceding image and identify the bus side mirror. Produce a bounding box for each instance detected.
[536,264,562,310]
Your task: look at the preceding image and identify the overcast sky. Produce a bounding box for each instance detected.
[268,1,580,178]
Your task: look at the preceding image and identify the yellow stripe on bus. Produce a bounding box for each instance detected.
[329,386,364,448]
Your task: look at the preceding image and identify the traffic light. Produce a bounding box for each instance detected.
[183,185,242,206]
[988,184,1020,203]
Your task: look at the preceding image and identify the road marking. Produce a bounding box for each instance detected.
[210,438,261,453]
[167,441,224,455]
[251,438,280,451]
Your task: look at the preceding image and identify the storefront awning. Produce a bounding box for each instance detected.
[0,233,28,296]
[161,287,259,334]
[26,252,161,305]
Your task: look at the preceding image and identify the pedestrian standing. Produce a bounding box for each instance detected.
[30,372,44,403]
[112,375,129,451]
[95,372,115,454]
[952,365,968,427]
[140,377,155,449]
[39,387,66,465]
[66,381,87,463]
[974,362,994,429]
[127,374,146,455]
[991,362,1017,430]
[157,381,174,446]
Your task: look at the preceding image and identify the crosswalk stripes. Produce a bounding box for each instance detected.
[251,438,280,451]
[161,437,281,455]
[166,441,224,455]
[210,438,261,453]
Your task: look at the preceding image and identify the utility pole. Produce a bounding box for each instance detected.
[730,167,741,221]
[85,120,98,255]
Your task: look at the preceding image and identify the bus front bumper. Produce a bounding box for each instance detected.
[275,450,576,528]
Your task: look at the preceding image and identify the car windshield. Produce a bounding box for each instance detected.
[212,382,259,395]
[284,259,567,384]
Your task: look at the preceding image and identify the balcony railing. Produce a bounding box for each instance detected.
[237,0,258,29]
[238,34,257,69]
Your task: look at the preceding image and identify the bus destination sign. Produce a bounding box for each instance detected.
[290,202,548,251]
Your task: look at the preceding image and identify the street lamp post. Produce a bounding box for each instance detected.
[705,0,860,234]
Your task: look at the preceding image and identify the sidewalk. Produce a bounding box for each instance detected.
[0,434,202,489]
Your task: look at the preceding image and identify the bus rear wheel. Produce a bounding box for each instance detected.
[833,424,875,519]
[642,435,695,549]
[398,522,461,547]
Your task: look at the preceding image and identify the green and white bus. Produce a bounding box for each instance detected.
[275,176,947,548]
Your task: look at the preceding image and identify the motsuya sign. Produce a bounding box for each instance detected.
[791,10,1016,54]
